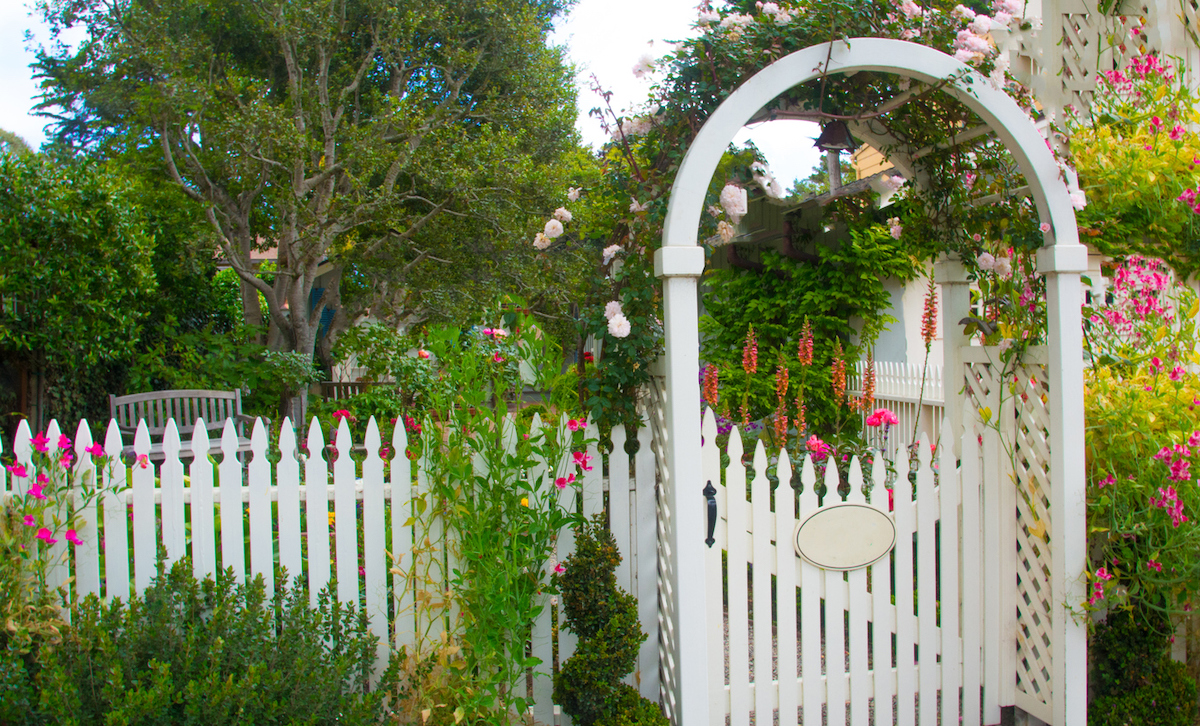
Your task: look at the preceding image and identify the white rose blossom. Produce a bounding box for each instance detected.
[716,220,737,245]
[553,207,573,223]
[544,219,564,239]
[602,244,621,266]
[608,313,632,338]
[567,187,582,202]
[697,9,720,24]
[533,232,551,250]
[605,300,623,320]
[952,4,976,20]
[632,52,655,79]
[719,184,748,224]
[977,252,996,271]
[629,197,649,213]
[994,257,1013,278]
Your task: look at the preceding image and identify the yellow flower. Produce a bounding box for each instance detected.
[327,512,336,527]
[521,497,529,507]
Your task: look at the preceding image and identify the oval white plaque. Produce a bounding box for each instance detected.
[793,504,896,571]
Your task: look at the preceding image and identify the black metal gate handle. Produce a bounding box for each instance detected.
[703,480,717,548]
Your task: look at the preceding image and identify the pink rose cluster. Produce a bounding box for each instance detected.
[865,407,900,428]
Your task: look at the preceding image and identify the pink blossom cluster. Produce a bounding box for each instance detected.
[1153,434,1200,483]
[805,435,833,462]
[555,449,594,490]
[1094,256,1174,337]
[865,408,900,428]
[1150,485,1188,527]
[1087,566,1115,605]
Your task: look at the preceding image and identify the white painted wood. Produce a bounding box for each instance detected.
[528,414,555,726]
[962,423,984,726]
[940,427,963,726]
[823,461,847,726]
[218,420,244,581]
[189,421,216,581]
[846,458,871,726]
[362,417,388,678]
[869,455,895,725]
[799,455,823,726]
[1041,242,1090,726]
[981,408,1002,724]
[334,417,358,605]
[610,425,632,596]
[160,421,186,567]
[582,421,603,521]
[725,428,751,725]
[635,417,660,704]
[305,418,331,607]
[277,419,302,587]
[132,421,157,593]
[43,421,68,597]
[391,419,415,651]
[72,422,101,599]
[774,451,799,726]
[416,425,444,645]
[916,436,938,726]
[894,448,916,726]
[103,420,130,602]
[998,382,1018,714]
[700,408,726,725]
[750,441,774,722]
[248,419,273,593]
[556,433,579,707]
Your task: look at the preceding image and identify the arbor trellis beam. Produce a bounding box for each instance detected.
[656,38,1086,726]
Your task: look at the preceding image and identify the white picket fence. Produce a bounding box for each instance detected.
[0,414,661,725]
[700,406,984,726]
[850,360,945,464]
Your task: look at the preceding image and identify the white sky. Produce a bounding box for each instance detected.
[0,0,823,187]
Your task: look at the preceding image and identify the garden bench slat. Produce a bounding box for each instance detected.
[108,389,268,462]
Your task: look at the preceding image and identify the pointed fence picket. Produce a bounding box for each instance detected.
[1,414,661,723]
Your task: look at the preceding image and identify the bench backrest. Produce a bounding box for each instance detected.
[109,389,243,438]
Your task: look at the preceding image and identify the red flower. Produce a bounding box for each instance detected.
[35,528,58,545]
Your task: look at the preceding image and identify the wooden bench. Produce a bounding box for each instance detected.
[108,389,267,462]
[311,380,384,401]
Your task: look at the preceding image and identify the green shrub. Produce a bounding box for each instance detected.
[29,558,388,726]
[554,515,666,726]
[1090,607,1197,726]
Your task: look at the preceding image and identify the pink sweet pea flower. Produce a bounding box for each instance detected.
[28,483,48,501]
[554,562,566,575]
[332,409,351,421]
[65,530,83,546]
[85,442,104,457]
[1096,567,1114,581]
[22,515,35,527]
[35,528,58,545]
[36,472,48,484]
[567,419,584,432]
[555,473,576,489]
[417,349,431,359]
[1151,356,1163,373]
[1148,559,1163,572]
[1170,365,1186,382]
[136,454,150,470]
[5,463,27,479]
[58,434,72,451]
[572,451,594,471]
[31,432,49,453]
[493,352,505,363]
[60,450,74,468]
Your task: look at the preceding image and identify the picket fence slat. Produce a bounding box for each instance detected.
[103,421,130,602]
[750,442,774,721]
[894,445,917,726]
[277,421,303,588]
[334,417,358,605]
[961,422,984,726]
[725,427,751,725]
[362,418,388,678]
[248,421,273,593]
[305,419,331,608]
[634,419,659,703]
[846,458,870,726]
[73,422,101,600]
[132,422,157,593]
[700,408,725,726]
[940,427,963,726]
[798,455,821,726]
[44,421,69,599]
[218,421,244,583]
[823,461,848,726]
[161,422,186,568]
[917,436,938,726]
[528,414,555,726]
[610,425,632,598]
[774,453,799,725]
[869,456,895,724]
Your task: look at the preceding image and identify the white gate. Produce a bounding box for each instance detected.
[695,407,984,726]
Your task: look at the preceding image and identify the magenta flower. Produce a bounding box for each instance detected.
[1170,124,1186,141]
[417,349,431,360]
[1150,356,1163,372]
[493,352,505,363]
[58,434,72,451]
[572,451,594,471]
[60,450,74,469]
[35,528,58,545]
[555,473,576,489]
[85,442,104,457]
[36,472,48,484]
[5,463,28,479]
[28,483,48,501]
[1096,474,1116,488]
[1096,567,1114,581]
[554,562,566,575]
[137,454,150,470]
[1170,365,1186,382]
[1148,559,1163,572]
[332,409,351,421]
[22,515,35,527]
[31,432,49,453]
[65,530,83,546]
[865,408,900,428]
[567,419,584,432]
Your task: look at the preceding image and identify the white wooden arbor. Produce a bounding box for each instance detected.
[653,39,1087,725]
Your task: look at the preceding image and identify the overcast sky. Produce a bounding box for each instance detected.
[0,0,822,187]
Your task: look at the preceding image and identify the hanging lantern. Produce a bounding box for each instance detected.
[813,120,857,152]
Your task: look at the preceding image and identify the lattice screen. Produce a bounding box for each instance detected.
[961,352,1055,721]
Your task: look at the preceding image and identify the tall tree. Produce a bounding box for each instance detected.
[35,0,580,359]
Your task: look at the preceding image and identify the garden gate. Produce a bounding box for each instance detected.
[650,39,1087,725]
